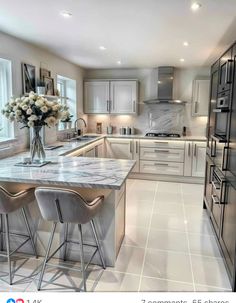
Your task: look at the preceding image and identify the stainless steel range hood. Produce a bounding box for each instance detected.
[143,67,186,104]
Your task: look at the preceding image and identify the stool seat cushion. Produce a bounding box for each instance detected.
[0,187,35,214]
[35,187,104,224]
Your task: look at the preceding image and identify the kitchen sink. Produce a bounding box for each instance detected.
[70,135,100,141]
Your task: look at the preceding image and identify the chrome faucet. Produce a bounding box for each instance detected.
[74,118,87,136]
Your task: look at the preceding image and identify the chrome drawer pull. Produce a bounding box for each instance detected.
[154,141,168,144]
[154,163,168,166]
[154,150,170,153]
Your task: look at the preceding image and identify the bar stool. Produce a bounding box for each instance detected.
[35,187,106,292]
[0,186,37,285]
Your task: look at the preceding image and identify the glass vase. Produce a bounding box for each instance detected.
[30,126,46,163]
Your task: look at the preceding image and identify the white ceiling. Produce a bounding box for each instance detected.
[0,0,236,69]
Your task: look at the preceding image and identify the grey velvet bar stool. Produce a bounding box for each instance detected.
[0,186,37,285]
[35,187,106,292]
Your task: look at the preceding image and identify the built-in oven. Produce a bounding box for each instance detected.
[210,135,228,172]
[213,92,230,140]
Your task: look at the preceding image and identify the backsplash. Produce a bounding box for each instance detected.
[87,102,207,136]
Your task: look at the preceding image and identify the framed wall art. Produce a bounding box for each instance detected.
[44,76,54,95]
[40,68,51,80]
[22,63,36,94]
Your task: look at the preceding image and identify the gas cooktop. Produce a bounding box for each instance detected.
[145,132,181,138]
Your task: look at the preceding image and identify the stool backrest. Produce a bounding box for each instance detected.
[0,187,12,213]
[35,187,100,224]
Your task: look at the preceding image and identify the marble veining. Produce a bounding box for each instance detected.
[0,155,135,190]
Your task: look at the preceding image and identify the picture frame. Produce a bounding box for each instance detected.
[22,63,36,94]
[44,76,54,95]
[40,68,51,80]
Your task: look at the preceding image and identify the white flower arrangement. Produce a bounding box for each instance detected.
[1,91,70,128]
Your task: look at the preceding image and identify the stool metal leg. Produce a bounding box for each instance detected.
[62,223,68,261]
[0,214,3,251]
[78,224,86,292]
[4,214,12,285]
[38,222,57,291]
[90,220,106,269]
[21,208,37,258]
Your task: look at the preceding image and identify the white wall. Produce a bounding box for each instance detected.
[0,31,85,156]
[84,67,210,135]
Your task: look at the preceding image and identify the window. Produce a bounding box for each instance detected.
[56,75,76,130]
[0,58,13,140]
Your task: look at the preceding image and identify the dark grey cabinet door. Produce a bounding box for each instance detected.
[220,181,236,285]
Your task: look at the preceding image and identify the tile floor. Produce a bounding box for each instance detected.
[0,179,232,292]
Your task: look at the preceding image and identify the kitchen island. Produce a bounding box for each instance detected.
[0,153,135,266]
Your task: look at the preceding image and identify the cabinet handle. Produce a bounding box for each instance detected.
[194,102,198,114]
[194,144,197,157]
[188,143,191,156]
[154,141,168,144]
[221,147,228,171]
[210,138,216,157]
[154,150,169,153]
[154,163,168,166]
[136,141,138,153]
[212,194,220,205]
[209,164,215,184]
[107,100,109,112]
[226,59,233,84]
[133,100,136,112]
[130,141,132,153]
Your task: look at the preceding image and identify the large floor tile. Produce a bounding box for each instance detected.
[0,274,33,291]
[184,205,208,221]
[154,202,184,217]
[147,229,188,253]
[157,182,181,193]
[185,218,214,235]
[140,276,194,291]
[25,272,95,292]
[182,193,204,206]
[109,245,145,275]
[123,226,148,248]
[188,234,222,258]
[94,271,140,291]
[155,191,182,204]
[126,200,153,228]
[150,213,186,232]
[191,255,231,289]
[181,183,204,195]
[142,249,193,283]
[195,284,232,292]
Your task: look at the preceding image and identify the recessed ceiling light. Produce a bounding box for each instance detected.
[60,11,72,18]
[117,60,121,65]
[180,58,185,62]
[99,46,107,50]
[191,2,202,11]
[183,41,189,47]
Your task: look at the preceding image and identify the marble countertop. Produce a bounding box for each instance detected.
[0,154,135,190]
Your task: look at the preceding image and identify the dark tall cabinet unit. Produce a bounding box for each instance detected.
[204,42,236,292]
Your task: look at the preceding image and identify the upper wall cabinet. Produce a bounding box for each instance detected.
[84,80,138,114]
[84,81,110,114]
[192,79,210,116]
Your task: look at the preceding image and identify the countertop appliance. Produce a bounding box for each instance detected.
[145,132,181,138]
[143,67,186,104]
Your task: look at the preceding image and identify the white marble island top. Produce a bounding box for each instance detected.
[0,154,135,190]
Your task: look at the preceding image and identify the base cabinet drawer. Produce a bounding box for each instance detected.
[140,139,185,149]
[140,160,184,175]
[140,147,184,162]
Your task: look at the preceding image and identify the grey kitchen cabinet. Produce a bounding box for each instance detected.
[84,81,110,114]
[84,80,138,115]
[105,138,139,172]
[184,141,206,177]
[192,79,210,116]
